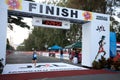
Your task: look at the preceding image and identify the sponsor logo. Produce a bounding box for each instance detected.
[19,64,67,69]
[82,11,93,21]
[96,25,105,32]
[96,16,108,21]
[6,0,22,10]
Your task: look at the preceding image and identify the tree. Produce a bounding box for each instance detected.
[8,0,34,30]
[106,0,120,41]
[19,27,70,51]
[8,16,30,30]
[6,39,14,50]
[7,0,34,50]
[59,0,120,42]
[62,0,107,13]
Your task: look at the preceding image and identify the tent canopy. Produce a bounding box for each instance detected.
[48,45,62,50]
[65,42,82,49]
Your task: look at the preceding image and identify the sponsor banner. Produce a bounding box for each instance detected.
[117,43,120,52]
[55,54,69,60]
[117,43,120,46]
[2,63,88,74]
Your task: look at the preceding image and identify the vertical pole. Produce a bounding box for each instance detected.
[0,0,7,65]
[82,22,92,67]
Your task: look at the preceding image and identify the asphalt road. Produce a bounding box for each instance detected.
[34,73,120,80]
[6,51,61,64]
[6,51,120,80]
[6,51,80,66]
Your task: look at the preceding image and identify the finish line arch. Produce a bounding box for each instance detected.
[0,0,110,67]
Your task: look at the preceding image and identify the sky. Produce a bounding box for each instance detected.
[7,18,33,48]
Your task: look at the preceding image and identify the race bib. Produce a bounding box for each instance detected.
[34,54,37,58]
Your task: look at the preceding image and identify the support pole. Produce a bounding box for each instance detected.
[0,0,8,65]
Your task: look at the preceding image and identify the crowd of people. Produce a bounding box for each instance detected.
[69,48,82,64]
[48,48,82,64]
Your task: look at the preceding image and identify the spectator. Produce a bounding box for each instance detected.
[60,49,63,61]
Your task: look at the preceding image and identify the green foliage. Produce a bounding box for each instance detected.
[17,46,25,51]
[66,24,82,43]
[106,57,114,69]
[64,0,107,13]
[110,16,120,42]
[56,0,109,44]
[18,27,70,51]
[59,0,120,42]
[92,56,120,71]
[107,0,120,41]
[98,56,107,68]
[6,39,14,50]
[92,60,102,69]
[92,56,107,69]
[8,0,35,30]
[113,60,120,71]
[8,16,30,30]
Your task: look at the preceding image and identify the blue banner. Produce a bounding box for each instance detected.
[110,32,117,57]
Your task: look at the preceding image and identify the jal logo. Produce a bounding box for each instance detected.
[96,25,105,32]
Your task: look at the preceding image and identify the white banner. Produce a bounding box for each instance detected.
[2,63,88,74]
[6,0,97,22]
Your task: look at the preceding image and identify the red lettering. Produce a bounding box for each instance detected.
[43,20,62,26]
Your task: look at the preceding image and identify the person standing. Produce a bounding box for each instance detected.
[32,50,37,67]
[72,49,79,64]
[68,49,71,60]
[60,49,63,61]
